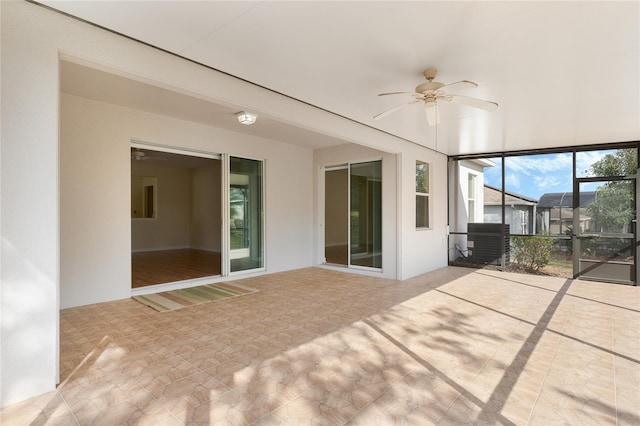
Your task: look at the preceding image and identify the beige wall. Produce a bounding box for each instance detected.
[131,159,221,253]
[131,162,191,251]
[399,147,449,279]
[60,92,315,310]
[2,1,435,407]
[314,142,450,280]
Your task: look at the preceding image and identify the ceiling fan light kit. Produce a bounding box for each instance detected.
[374,68,498,126]
[131,149,147,161]
[131,148,166,162]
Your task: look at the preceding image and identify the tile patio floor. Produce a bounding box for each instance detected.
[2,266,639,425]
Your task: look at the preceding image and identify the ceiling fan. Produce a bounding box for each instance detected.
[131,148,165,162]
[374,68,498,126]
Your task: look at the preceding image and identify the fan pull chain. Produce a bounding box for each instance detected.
[435,103,439,155]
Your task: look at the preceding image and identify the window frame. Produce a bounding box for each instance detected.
[416,160,430,229]
[468,173,477,223]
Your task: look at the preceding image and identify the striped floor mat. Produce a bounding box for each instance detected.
[133,282,259,312]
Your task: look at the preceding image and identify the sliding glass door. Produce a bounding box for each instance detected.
[324,160,382,270]
[229,157,264,273]
[324,167,349,265]
[350,161,382,268]
[130,144,222,289]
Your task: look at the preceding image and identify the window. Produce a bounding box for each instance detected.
[468,173,476,223]
[416,160,430,228]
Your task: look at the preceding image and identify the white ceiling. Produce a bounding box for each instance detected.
[45,1,639,156]
[60,60,351,150]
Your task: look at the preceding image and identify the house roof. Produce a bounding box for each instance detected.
[537,191,597,208]
[483,184,537,206]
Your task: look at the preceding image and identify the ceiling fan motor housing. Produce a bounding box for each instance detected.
[415,81,444,94]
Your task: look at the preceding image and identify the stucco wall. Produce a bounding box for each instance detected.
[1,1,61,408]
[60,93,316,309]
[448,159,489,261]
[399,146,449,280]
[1,0,438,407]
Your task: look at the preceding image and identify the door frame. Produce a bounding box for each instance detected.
[130,141,226,291]
[227,155,266,277]
[321,159,383,272]
[572,174,638,285]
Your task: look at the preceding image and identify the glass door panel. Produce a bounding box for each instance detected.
[229,157,263,273]
[576,179,635,284]
[350,161,382,268]
[324,168,349,265]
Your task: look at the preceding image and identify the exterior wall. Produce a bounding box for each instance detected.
[449,160,487,260]
[1,1,439,407]
[313,142,447,281]
[400,147,449,279]
[485,205,534,234]
[1,1,61,408]
[484,205,502,224]
[61,93,316,308]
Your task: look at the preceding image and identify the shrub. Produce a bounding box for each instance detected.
[511,236,553,271]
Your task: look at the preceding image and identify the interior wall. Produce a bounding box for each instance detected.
[131,158,221,253]
[131,162,191,252]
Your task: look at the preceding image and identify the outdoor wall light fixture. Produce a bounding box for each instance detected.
[235,111,257,125]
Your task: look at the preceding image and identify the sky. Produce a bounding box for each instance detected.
[483,150,615,200]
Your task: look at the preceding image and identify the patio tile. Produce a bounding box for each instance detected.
[1,267,639,425]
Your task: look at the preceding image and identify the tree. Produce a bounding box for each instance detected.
[588,181,634,232]
[586,148,637,177]
[586,148,636,233]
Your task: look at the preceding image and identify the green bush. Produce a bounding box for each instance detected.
[511,236,553,271]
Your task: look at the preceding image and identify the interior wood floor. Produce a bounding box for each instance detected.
[131,248,221,288]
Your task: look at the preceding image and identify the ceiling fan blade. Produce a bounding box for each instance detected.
[441,80,478,91]
[449,95,498,111]
[425,103,440,126]
[373,100,420,120]
[378,92,419,96]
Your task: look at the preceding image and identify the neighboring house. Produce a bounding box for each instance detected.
[448,158,495,260]
[537,191,597,235]
[483,185,538,235]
